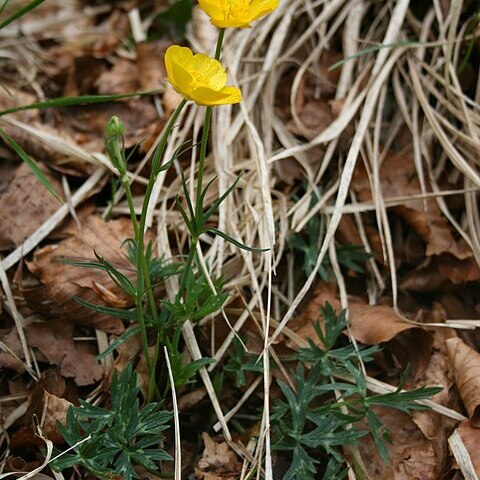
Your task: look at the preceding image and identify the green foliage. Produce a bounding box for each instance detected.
[123,239,183,287]
[163,268,227,323]
[0,91,158,117]
[289,208,371,280]
[52,365,172,480]
[0,0,47,30]
[166,334,212,390]
[224,337,263,388]
[0,127,62,203]
[176,169,268,253]
[152,0,193,39]
[272,304,442,479]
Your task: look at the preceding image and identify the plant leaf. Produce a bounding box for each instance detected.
[0,127,62,202]
[0,0,47,30]
[206,228,269,252]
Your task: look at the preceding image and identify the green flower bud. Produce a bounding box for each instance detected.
[105,116,127,175]
[106,115,125,138]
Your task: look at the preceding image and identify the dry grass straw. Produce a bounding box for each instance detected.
[1,0,480,477]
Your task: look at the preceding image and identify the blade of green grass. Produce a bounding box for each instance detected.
[0,90,160,117]
[328,40,421,71]
[0,127,62,203]
[0,0,47,30]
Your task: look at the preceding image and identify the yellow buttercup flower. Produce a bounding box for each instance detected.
[164,45,241,107]
[198,0,279,28]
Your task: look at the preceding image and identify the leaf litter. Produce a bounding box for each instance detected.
[0,1,479,479]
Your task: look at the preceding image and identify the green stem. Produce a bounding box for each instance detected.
[176,236,198,301]
[194,29,225,223]
[195,107,212,221]
[215,29,225,60]
[148,333,161,403]
[122,178,139,239]
[136,99,187,400]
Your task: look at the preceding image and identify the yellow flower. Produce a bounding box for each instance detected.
[198,0,279,28]
[164,45,241,107]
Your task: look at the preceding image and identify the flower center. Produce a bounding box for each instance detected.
[224,0,252,19]
[190,71,211,91]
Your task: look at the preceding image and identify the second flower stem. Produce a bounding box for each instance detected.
[135,99,187,401]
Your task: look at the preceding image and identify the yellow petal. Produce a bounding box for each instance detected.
[206,17,253,28]
[190,86,242,106]
[165,45,194,91]
[191,54,227,91]
[197,0,223,19]
[250,0,280,21]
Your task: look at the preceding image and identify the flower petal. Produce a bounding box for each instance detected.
[197,0,223,19]
[191,54,227,91]
[250,0,280,20]
[206,17,253,28]
[190,86,242,106]
[165,45,194,93]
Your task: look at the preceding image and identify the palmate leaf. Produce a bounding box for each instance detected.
[272,304,443,477]
[283,445,318,480]
[53,365,172,480]
[0,127,62,202]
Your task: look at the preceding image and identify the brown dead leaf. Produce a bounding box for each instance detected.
[23,215,135,333]
[411,329,458,468]
[290,284,416,345]
[0,326,25,372]
[95,59,139,95]
[400,255,480,292]
[194,433,242,480]
[446,337,480,426]
[454,420,480,476]
[0,163,63,251]
[10,370,73,447]
[25,320,103,386]
[56,99,160,154]
[287,99,336,140]
[352,150,472,260]
[136,40,170,92]
[356,407,439,479]
[0,87,37,120]
[178,388,208,411]
[63,56,107,97]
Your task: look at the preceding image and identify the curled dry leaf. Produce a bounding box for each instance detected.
[453,420,480,476]
[400,255,480,292]
[352,150,472,260]
[446,337,480,426]
[194,433,242,480]
[0,163,63,251]
[25,320,103,386]
[24,215,135,333]
[412,329,458,467]
[0,326,25,372]
[10,370,73,447]
[356,407,439,480]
